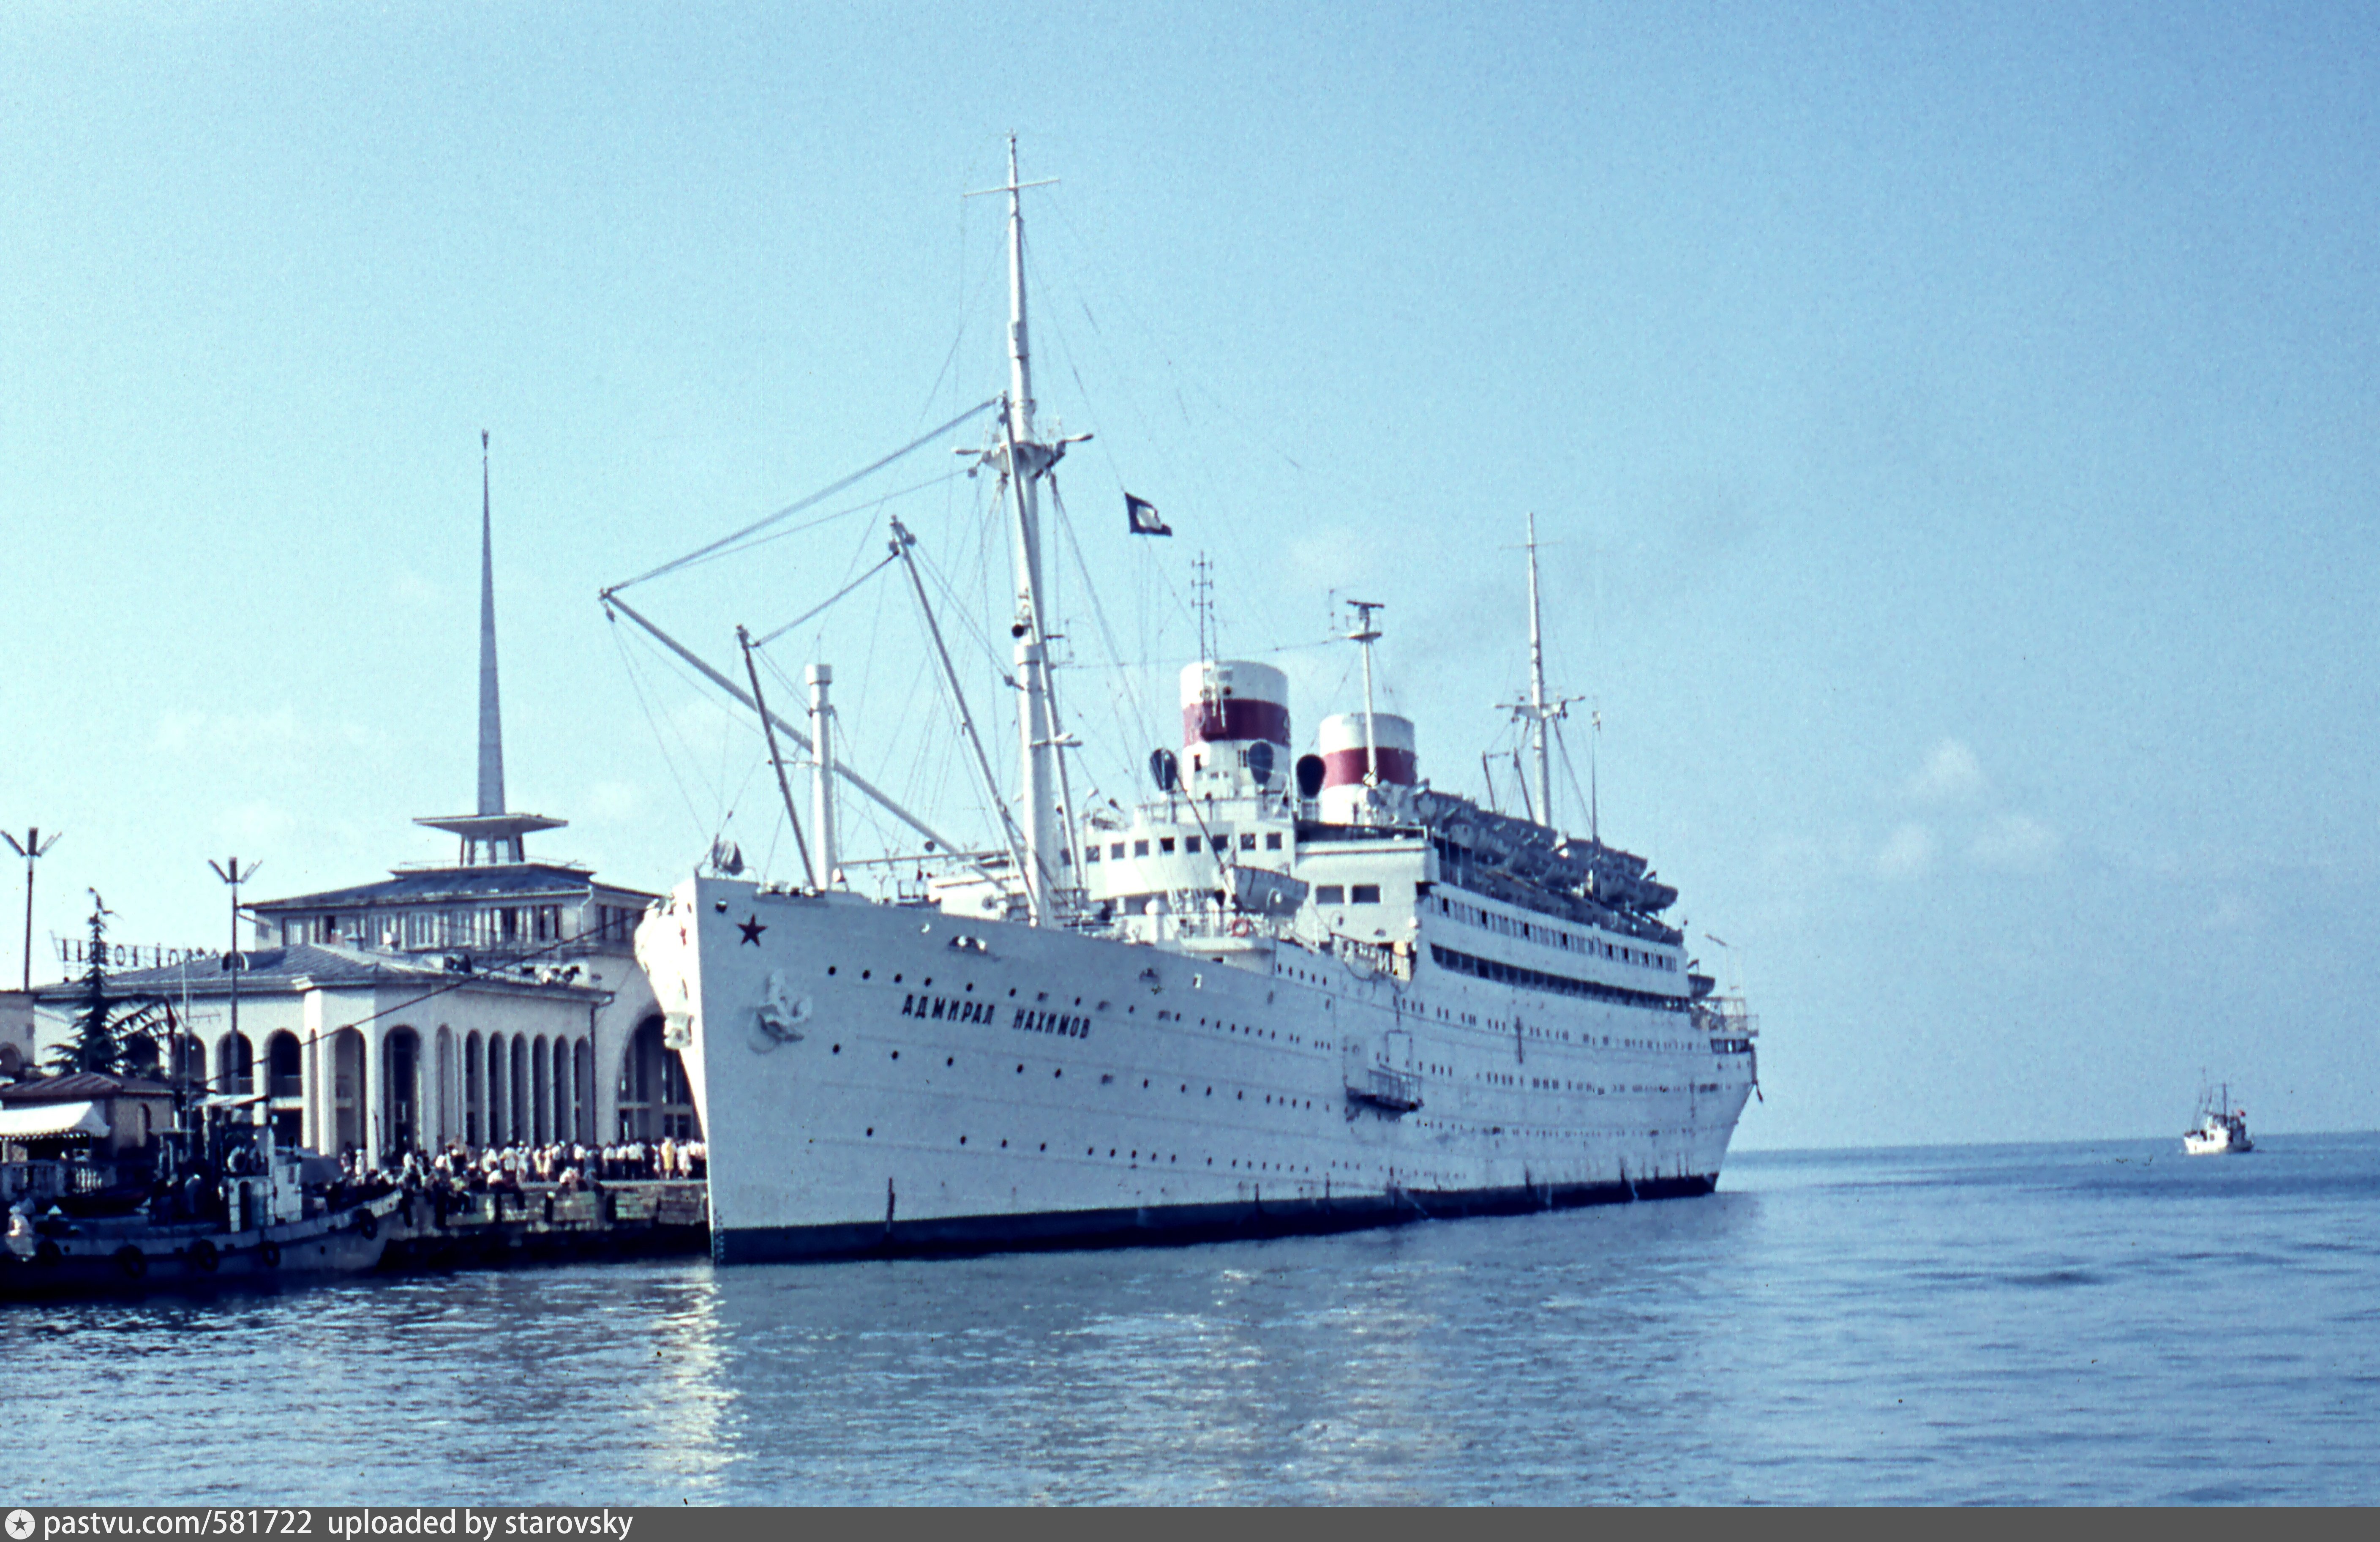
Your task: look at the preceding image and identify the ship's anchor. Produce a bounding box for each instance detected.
[749,970,812,1053]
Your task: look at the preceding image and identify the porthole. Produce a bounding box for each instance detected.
[827,966,837,976]
[1054,1068,1063,1078]
[832,1045,841,1054]
[861,969,871,980]
[891,1051,899,1060]
[946,1056,954,1066]
[959,1135,967,1145]
[1017,1064,1025,1074]
[865,1127,873,1136]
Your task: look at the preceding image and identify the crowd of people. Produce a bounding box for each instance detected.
[351,1136,708,1197]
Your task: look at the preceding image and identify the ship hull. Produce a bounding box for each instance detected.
[642,877,1755,1265]
[712,1174,1715,1263]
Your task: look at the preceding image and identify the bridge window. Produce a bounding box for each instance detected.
[1314,885,1344,904]
[1352,884,1381,904]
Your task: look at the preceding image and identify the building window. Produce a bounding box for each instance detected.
[1265,833,1283,850]
[1352,884,1381,904]
[1315,885,1344,904]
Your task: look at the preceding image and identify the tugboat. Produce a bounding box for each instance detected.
[2,1089,410,1299]
[2181,1083,2252,1156]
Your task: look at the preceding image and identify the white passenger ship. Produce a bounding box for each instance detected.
[626,142,1759,1263]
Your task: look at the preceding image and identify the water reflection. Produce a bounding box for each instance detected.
[9,1137,2377,1504]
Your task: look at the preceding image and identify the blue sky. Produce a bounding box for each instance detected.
[3,3,2373,1147]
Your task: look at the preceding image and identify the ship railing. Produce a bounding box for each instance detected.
[1692,999,1758,1038]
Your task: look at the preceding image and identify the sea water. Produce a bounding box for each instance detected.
[7,1134,2375,1505]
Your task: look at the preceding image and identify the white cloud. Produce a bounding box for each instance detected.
[1968,811,2060,871]
[1907,738,1987,804]
[1877,821,1936,877]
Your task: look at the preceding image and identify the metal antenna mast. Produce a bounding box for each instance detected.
[2,827,61,992]
[1192,552,1216,663]
[1346,600,1385,793]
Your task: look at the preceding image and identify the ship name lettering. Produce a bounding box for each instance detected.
[893,991,1088,1037]
[1010,1006,1090,1039]
[899,993,996,1025]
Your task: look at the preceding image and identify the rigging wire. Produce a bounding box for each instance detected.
[750,553,901,650]
[603,398,998,596]
[1047,475,1159,794]
[664,467,974,581]
[607,616,720,846]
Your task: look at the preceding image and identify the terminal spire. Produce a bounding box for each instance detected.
[477,428,506,817]
[418,431,564,865]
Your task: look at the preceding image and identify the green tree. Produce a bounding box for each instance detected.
[49,890,169,1078]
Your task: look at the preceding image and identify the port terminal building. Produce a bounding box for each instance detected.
[23,442,697,1163]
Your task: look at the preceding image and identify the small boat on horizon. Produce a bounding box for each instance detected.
[2182,1083,2252,1156]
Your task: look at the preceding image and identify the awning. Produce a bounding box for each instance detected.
[0,1101,110,1141]
[199,1092,268,1109]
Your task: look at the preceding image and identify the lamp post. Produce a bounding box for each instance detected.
[207,857,260,1099]
[1,827,62,992]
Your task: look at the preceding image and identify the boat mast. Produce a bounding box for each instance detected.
[1510,512,1567,835]
[986,134,1065,922]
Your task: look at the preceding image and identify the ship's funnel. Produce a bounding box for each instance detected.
[1316,710,1417,824]
[1179,660,1290,794]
